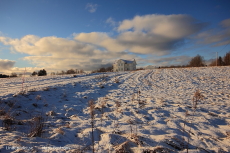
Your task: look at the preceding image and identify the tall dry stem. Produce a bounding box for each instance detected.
[186,89,204,153]
[192,89,204,109]
[89,99,95,153]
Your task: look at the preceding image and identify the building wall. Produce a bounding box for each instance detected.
[113,59,136,72]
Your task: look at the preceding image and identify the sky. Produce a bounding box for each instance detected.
[0,0,230,74]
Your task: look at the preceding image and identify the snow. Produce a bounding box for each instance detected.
[0,67,230,152]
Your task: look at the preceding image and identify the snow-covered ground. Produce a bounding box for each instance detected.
[0,67,230,153]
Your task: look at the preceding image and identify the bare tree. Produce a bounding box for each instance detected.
[66,69,75,74]
[188,55,205,67]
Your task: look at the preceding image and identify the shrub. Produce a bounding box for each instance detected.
[31,71,38,76]
[66,69,75,74]
[38,69,47,76]
[0,74,9,78]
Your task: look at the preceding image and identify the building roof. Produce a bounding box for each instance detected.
[114,59,135,64]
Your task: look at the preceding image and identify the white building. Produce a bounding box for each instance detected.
[113,59,137,72]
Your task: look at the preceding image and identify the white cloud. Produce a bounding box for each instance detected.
[85,3,98,13]
[0,59,15,70]
[221,19,230,28]
[0,35,134,73]
[0,14,211,73]
[106,17,117,27]
[116,14,206,54]
[75,14,206,55]
[195,18,230,46]
[117,14,206,39]
[74,32,128,52]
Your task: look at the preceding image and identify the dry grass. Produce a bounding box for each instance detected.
[46,110,56,116]
[138,100,147,109]
[192,89,204,109]
[28,115,45,137]
[114,76,119,83]
[0,109,6,116]
[43,87,50,91]
[100,98,107,115]
[115,100,121,112]
[183,89,205,153]
[13,90,27,97]
[143,146,172,153]
[113,141,130,153]
[28,88,37,92]
[35,95,42,101]
[7,101,15,108]
[55,127,65,135]
[2,114,15,131]
[129,133,143,146]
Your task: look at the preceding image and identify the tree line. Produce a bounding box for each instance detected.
[1,51,229,78]
[156,51,230,69]
[31,69,85,76]
[189,51,230,67]
[91,66,113,73]
[208,51,230,66]
[0,73,20,78]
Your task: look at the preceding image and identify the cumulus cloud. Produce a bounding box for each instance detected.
[74,32,127,52]
[76,14,207,55]
[0,35,133,72]
[0,14,210,72]
[116,14,207,55]
[195,18,230,46]
[0,59,15,70]
[85,3,98,13]
[117,14,206,38]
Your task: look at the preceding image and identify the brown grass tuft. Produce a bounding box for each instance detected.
[192,89,204,109]
[28,115,45,137]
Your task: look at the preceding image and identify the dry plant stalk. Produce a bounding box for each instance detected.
[113,141,130,153]
[28,115,45,137]
[115,101,121,112]
[131,94,135,104]
[192,89,204,109]
[114,76,119,83]
[56,127,65,135]
[35,95,42,101]
[100,98,106,114]
[185,89,204,153]
[130,133,142,146]
[88,99,95,153]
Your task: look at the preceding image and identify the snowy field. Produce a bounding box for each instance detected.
[0,67,230,153]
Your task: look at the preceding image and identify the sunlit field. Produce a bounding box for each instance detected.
[0,67,230,152]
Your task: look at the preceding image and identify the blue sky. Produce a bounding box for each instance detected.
[0,0,230,74]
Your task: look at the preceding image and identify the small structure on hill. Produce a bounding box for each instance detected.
[113,59,137,72]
